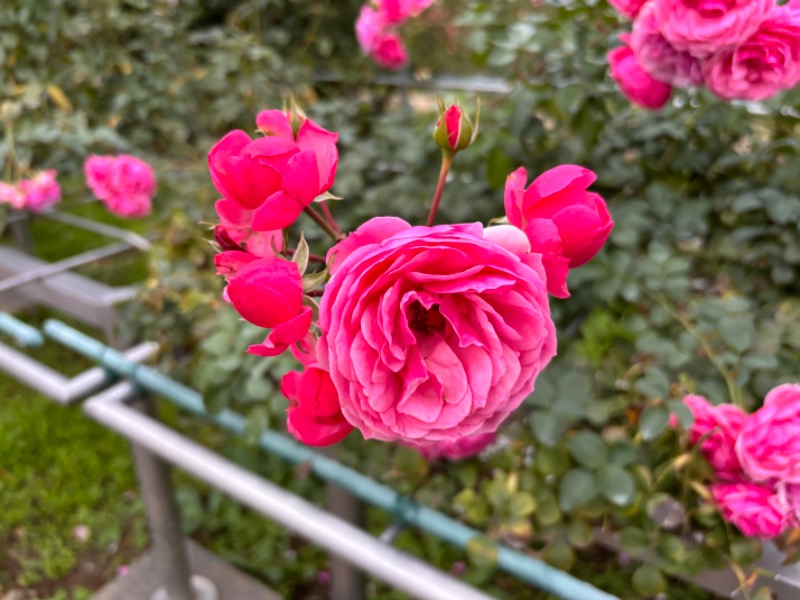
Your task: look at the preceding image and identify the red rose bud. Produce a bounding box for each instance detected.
[433,98,479,156]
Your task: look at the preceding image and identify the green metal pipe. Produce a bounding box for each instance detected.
[0,311,44,347]
[43,319,619,600]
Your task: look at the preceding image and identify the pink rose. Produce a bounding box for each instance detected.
[504,165,613,298]
[711,483,795,538]
[85,155,157,218]
[736,384,800,484]
[409,433,497,461]
[684,394,747,480]
[609,0,648,20]
[317,218,557,444]
[631,3,704,87]
[281,367,353,446]
[703,6,800,101]
[378,0,434,23]
[372,34,409,70]
[19,170,61,213]
[355,6,410,70]
[208,111,338,231]
[654,0,774,57]
[608,38,673,110]
[225,257,312,358]
[0,181,25,209]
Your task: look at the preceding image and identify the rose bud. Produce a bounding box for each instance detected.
[433,98,479,156]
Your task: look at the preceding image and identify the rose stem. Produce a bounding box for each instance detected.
[320,201,341,234]
[304,205,344,241]
[426,153,454,227]
[287,248,327,264]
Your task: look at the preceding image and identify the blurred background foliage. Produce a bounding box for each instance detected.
[2,0,799,598]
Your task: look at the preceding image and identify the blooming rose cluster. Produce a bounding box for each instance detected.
[683,384,800,538]
[0,170,61,213]
[607,0,800,108]
[206,103,613,454]
[356,0,433,69]
[84,155,157,219]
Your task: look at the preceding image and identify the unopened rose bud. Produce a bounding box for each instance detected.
[433,98,479,156]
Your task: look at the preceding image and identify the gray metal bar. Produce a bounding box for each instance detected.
[0,241,134,295]
[327,482,367,600]
[8,218,34,253]
[84,382,497,600]
[0,341,157,404]
[41,211,151,251]
[312,70,513,94]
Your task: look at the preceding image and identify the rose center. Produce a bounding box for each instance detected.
[408,301,447,336]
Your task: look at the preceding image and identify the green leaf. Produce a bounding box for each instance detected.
[567,431,608,469]
[542,539,576,571]
[566,519,593,549]
[302,267,328,293]
[632,565,665,596]
[531,410,567,447]
[595,464,636,507]
[466,535,499,569]
[558,468,597,512]
[718,316,755,353]
[619,527,649,555]
[292,232,309,275]
[508,491,537,518]
[639,405,670,441]
[534,445,571,477]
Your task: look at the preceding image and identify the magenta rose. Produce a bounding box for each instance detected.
[609,0,648,20]
[504,165,613,298]
[409,433,497,462]
[712,482,796,538]
[0,181,25,210]
[704,6,800,101]
[631,3,704,87]
[85,155,157,218]
[378,0,434,23]
[355,6,410,70]
[225,257,312,358]
[736,384,800,484]
[654,0,774,57]
[317,218,557,444]
[208,111,338,232]
[608,37,673,110]
[281,366,353,446]
[684,394,747,480]
[19,170,61,213]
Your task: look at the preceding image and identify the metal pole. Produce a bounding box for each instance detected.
[8,217,34,253]
[0,242,135,295]
[84,383,498,600]
[0,311,44,346]
[44,319,620,600]
[41,211,151,251]
[99,384,196,600]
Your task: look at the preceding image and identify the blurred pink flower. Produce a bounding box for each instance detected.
[684,394,746,481]
[608,37,672,110]
[711,482,796,538]
[19,170,61,213]
[85,155,157,218]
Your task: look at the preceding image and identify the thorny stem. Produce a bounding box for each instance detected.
[426,153,453,227]
[320,201,341,234]
[650,291,743,408]
[304,205,344,242]
[286,248,326,264]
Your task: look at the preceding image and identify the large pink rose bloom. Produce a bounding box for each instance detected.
[504,165,613,298]
[631,3,704,87]
[608,38,673,110]
[711,482,796,538]
[609,0,648,20]
[737,384,800,484]
[654,0,774,57]
[317,218,557,444]
[19,170,61,213]
[704,6,800,101]
[684,395,747,480]
[85,155,157,218]
[208,110,338,232]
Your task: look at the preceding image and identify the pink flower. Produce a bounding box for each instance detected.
[654,0,774,57]
[317,217,557,444]
[208,111,338,231]
[703,6,800,101]
[684,395,747,481]
[356,6,410,70]
[281,366,353,446]
[711,482,795,538]
[19,170,61,213]
[631,3,704,87]
[504,165,613,298]
[609,0,648,20]
[608,38,673,110]
[0,181,25,209]
[378,0,434,23]
[85,155,157,218]
[433,102,477,155]
[410,433,496,461]
[225,257,312,357]
[736,384,800,484]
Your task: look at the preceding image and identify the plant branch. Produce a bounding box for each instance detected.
[320,201,341,234]
[304,205,344,242]
[426,153,453,227]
